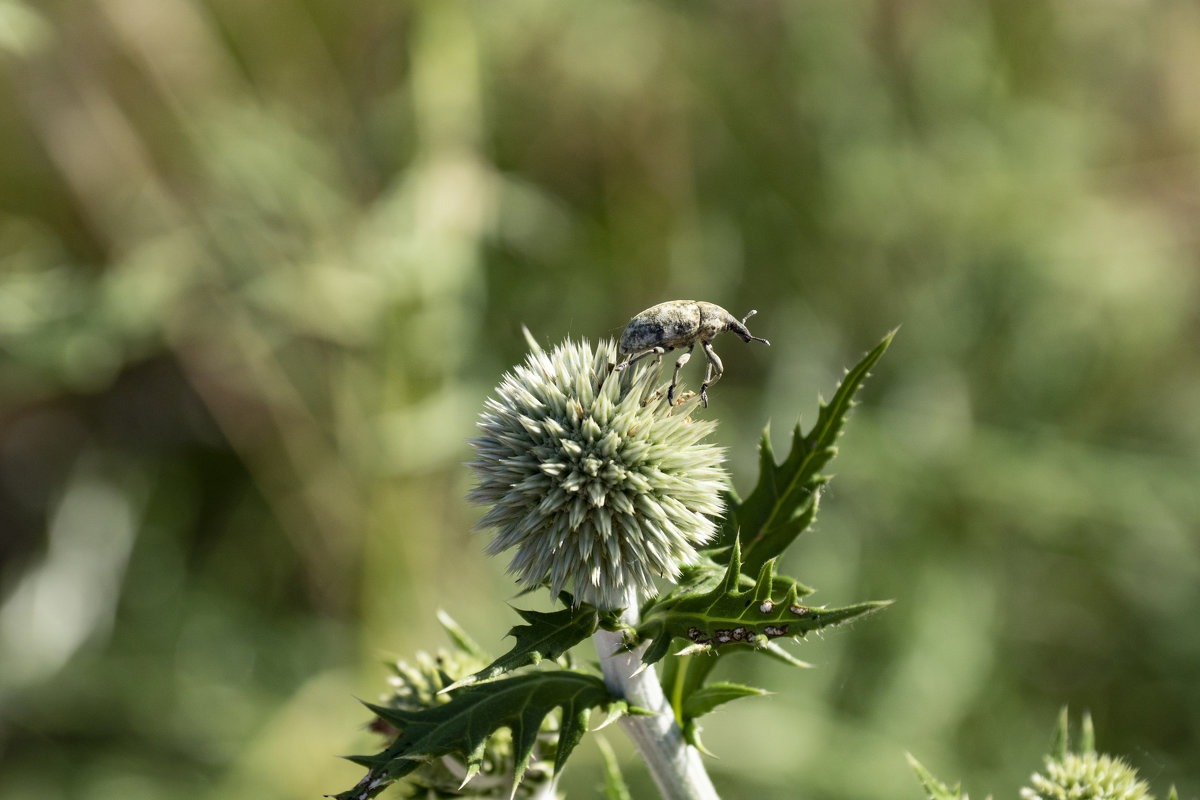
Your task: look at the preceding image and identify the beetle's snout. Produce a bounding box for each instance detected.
[734,309,769,346]
[731,326,769,346]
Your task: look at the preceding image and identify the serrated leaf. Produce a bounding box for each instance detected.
[659,652,713,724]
[661,549,816,605]
[680,682,768,754]
[638,539,891,668]
[654,551,813,713]
[333,671,620,800]
[681,682,766,720]
[443,603,600,692]
[717,330,894,575]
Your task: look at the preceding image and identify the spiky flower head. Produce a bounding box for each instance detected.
[1020,752,1154,800]
[469,337,727,610]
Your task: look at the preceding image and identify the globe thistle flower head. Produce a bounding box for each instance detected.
[469,337,727,610]
[1020,752,1153,800]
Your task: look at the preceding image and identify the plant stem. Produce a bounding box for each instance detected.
[593,595,719,800]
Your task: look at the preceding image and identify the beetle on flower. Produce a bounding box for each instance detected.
[615,300,770,407]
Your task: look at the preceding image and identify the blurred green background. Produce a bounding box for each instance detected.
[1,1,1197,798]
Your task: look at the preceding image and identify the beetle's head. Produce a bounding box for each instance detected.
[730,309,770,347]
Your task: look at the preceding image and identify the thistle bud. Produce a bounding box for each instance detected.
[1021,752,1153,800]
[376,651,557,798]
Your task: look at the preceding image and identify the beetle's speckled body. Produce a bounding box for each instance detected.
[615,300,769,407]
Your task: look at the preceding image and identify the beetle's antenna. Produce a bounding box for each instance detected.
[740,309,770,346]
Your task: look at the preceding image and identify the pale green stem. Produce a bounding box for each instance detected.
[593,591,719,800]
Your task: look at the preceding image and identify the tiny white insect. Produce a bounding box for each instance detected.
[615,300,770,407]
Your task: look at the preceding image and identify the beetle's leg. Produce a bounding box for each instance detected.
[616,346,666,371]
[699,341,724,408]
[668,343,695,405]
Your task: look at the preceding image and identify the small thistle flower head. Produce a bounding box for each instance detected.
[1020,752,1154,800]
[376,650,559,799]
[382,649,484,711]
[469,337,727,610]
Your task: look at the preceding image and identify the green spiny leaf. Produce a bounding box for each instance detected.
[654,550,813,712]
[678,681,768,754]
[680,682,768,720]
[333,671,620,800]
[442,602,600,691]
[638,539,891,668]
[717,330,894,575]
[652,549,815,610]
[659,637,806,740]
[659,652,712,725]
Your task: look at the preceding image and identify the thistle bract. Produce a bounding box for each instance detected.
[469,338,726,610]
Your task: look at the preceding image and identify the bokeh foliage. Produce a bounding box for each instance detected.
[1,1,1197,798]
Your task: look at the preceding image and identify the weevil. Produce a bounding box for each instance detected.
[615,300,769,407]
